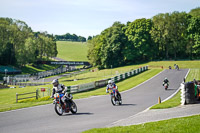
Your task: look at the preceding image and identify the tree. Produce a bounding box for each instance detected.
[0,17,58,66]
[125,18,154,62]
[151,12,190,60]
[189,7,200,17]
[87,36,92,41]
[55,33,86,42]
[87,35,102,67]
[188,16,200,58]
[100,22,126,68]
[168,12,190,59]
[88,22,126,68]
[78,36,86,42]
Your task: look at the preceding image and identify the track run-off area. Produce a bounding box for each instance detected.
[0,69,188,133]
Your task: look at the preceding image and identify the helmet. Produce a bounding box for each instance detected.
[108,80,113,84]
[52,79,59,87]
[165,77,167,80]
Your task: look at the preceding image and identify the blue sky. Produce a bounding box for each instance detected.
[0,0,199,38]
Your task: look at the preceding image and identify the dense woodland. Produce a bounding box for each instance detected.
[0,18,58,66]
[87,7,200,69]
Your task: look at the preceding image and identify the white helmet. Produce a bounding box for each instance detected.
[108,80,113,84]
[52,79,59,87]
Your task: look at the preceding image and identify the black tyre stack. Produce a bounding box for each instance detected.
[185,82,195,104]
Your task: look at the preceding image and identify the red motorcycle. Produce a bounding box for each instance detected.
[53,93,77,116]
[164,83,169,90]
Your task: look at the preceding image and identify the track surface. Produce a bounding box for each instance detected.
[0,69,188,133]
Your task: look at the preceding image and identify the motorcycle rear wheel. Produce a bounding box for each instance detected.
[55,103,63,116]
[70,101,77,114]
[117,95,122,105]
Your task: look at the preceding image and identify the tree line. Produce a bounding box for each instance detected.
[87,7,200,69]
[0,18,58,66]
[55,33,86,42]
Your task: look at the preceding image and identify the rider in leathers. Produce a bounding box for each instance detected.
[51,79,71,108]
[51,79,66,97]
[106,80,121,99]
[163,77,169,86]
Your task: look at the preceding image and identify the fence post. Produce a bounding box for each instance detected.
[36,89,38,99]
[16,93,18,103]
[48,88,51,96]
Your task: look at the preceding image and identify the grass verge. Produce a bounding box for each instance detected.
[83,114,200,133]
[150,91,181,109]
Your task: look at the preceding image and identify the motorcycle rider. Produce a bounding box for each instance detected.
[51,79,72,108]
[51,79,66,98]
[106,80,121,99]
[163,77,169,87]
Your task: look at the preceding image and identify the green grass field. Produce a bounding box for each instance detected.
[83,114,200,133]
[56,41,88,61]
[186,69,200,81]
[21,64,59,74]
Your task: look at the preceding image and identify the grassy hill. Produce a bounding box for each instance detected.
[56,41,88,61]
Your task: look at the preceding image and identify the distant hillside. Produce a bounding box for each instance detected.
[56,41,88,61]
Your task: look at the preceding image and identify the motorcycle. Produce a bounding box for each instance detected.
[53,93,77,116]
[108,89,122,106]
[164,83,168,90]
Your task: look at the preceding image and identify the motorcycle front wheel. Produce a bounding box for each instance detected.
[70,101,77,114]
[111,96,116,106]
[55,103,63,116]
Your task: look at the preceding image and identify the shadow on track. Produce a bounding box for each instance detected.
[119,104,136,106]
[64,112,94,116]
[166,88,177,91]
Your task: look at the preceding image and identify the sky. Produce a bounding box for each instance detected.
[0,0,199,38]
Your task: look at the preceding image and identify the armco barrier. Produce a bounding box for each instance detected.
[67,66,148,94]
[70,85,79,93]
[95,80,108,88]
[79,82,95,92]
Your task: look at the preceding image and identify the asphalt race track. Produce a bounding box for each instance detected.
[0,69,188,133]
